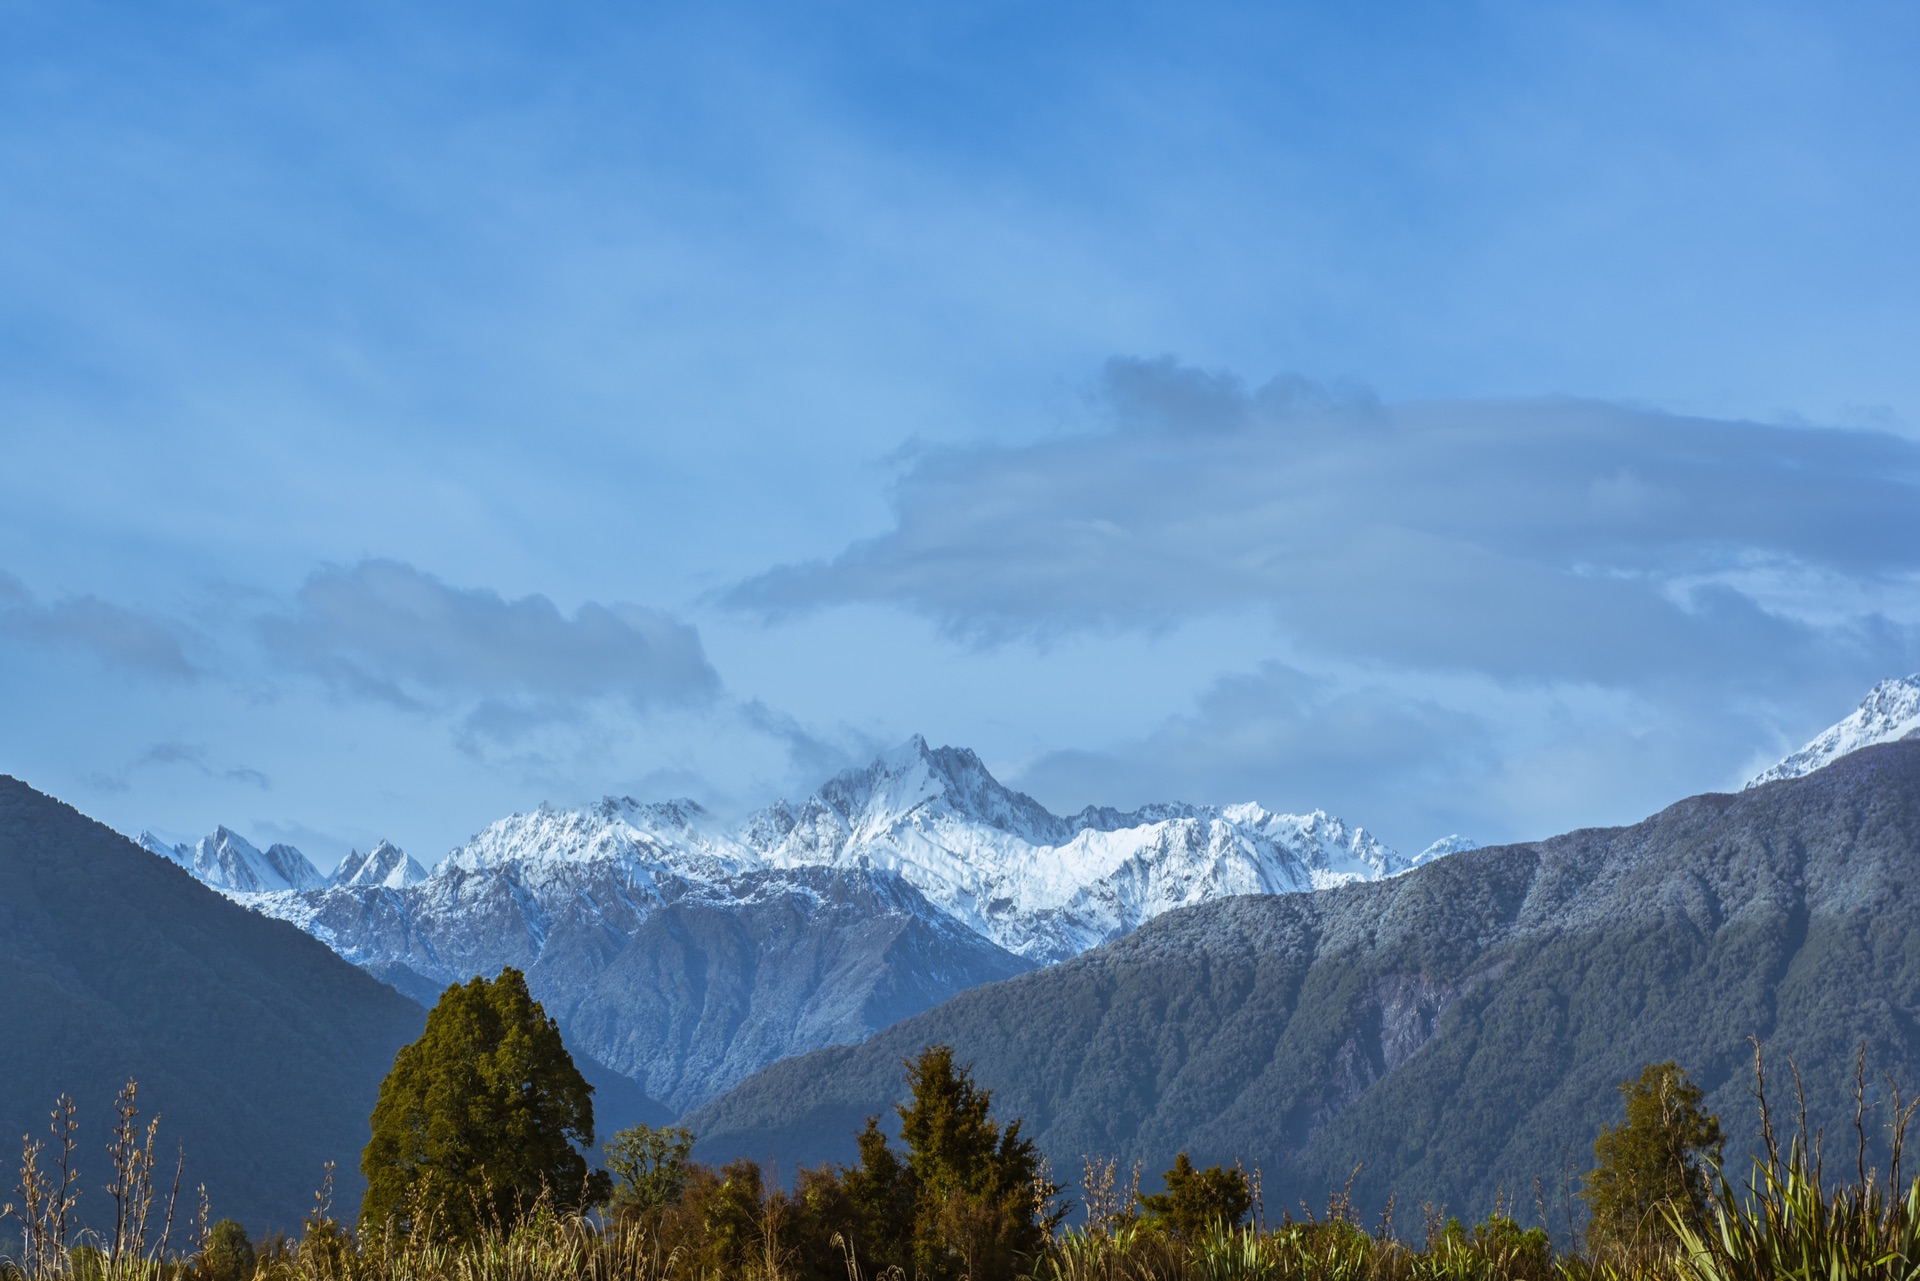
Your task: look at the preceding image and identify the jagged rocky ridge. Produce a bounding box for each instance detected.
[138,826,427,894]
[146,737,1457,1110]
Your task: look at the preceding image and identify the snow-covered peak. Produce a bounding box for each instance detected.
[1215,804,1406,883]
[142,826,327,894]
[794,735,1071,848]
[1749,676,1920,788]
[1414,835,1479,865]
[446,799,753,885]
[739,739,1442,960]
[332,839,429,889]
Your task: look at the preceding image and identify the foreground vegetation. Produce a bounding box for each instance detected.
[9,1046,1920,1281]
[9,971,1918,1280]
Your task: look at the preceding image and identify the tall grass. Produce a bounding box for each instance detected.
[9,1052,1919,1281]
[7,1182,1910,1281]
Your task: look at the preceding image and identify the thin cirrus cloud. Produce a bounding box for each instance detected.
[726,357,1920,690]
[257,560,722,737]
[0,569,203,681]
[85,741,272,795]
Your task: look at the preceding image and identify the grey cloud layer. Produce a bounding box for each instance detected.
[728,358,1920,685]
[259,560,722,723]
[5,557,747,769]
[0,570,202,680]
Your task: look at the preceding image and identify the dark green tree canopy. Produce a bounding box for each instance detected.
[839,1115,917,1277]
[360,968,600,1237]
[892,1045,1062,1280]
[1583,1060,1724,1255]
[1139,1152,1251,1241]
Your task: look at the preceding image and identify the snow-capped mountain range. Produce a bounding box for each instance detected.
[1748,676,1920,788]
[128,683,1920,1111]
[741,738,1442,959]
[139,736,1469,1109]
[163,736,1457,965]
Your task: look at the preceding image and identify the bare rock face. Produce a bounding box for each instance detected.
[526,866,1033,1111]
[686,741,1920,1221]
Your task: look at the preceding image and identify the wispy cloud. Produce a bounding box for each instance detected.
[1006,660,1784,848]
[0,570,202,680]
[1015,663,1499,840]
[85,741,272,794]
[259,560,722,735]
[727,357,1920,690]
[738,698,886,790]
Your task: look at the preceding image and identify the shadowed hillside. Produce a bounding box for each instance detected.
[686,741,1920,1218]
[0,776,429,1232]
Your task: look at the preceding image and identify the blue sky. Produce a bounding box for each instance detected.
[3,0,1918,865]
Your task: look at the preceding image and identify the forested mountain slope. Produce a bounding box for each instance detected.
[0,776,427,1232]
[687,741,1920,1219]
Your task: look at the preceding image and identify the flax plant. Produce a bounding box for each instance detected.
[1669,1045,1920,1281]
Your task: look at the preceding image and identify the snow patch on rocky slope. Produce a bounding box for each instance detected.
[1749,676,1920,788]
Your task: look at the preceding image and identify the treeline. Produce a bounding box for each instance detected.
[8,969,1920,1281]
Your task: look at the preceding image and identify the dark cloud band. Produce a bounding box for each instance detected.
[0,570,202,680]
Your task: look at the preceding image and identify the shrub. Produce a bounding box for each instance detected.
[198,1220,254,1281]
[601,1125,694,1229]
[1584,1060,1724,1258]
[1139,1153,1251,1242]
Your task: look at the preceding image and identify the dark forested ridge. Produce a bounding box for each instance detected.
[0,774,690,1232]
[0,776,429,1232]
[686,741,1920,1218]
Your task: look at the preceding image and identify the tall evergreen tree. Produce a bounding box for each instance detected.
[840,1115,916,1276]
[360,968,601,1238]
[894,1045,1061,1280]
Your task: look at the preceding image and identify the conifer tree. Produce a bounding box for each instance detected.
[360,968,601,1238]
[840,1115,916,1276]
[893,1045,1061,1280]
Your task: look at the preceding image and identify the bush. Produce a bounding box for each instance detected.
[601,1125,694,1229]
[1583,1060,1724,1258]
[1139,1153,1251,1242]
[198,1220,254,1281]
